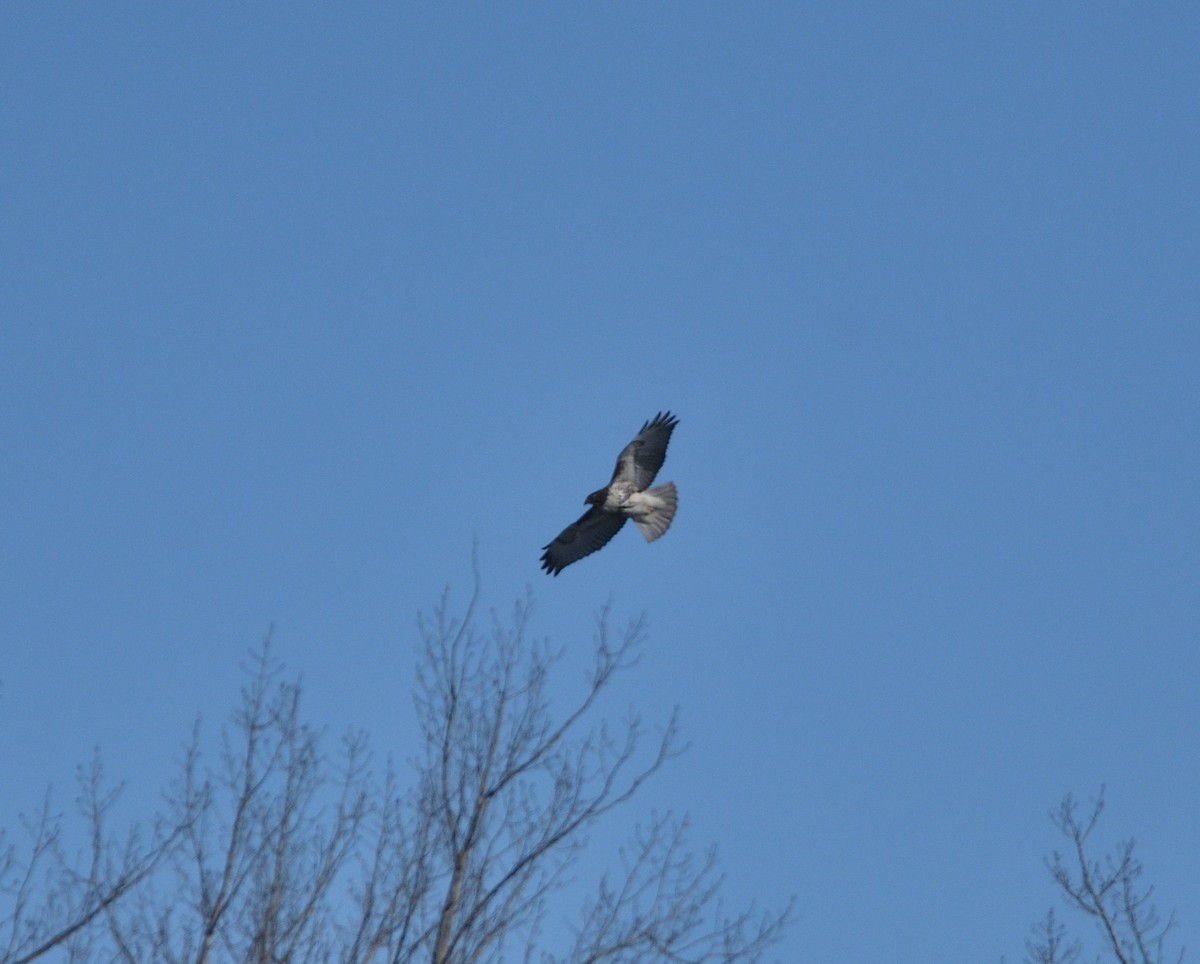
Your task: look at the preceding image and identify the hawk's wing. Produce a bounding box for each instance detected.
[540,508,628,576]
[609,411,679,491]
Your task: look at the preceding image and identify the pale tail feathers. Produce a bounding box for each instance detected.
[628,482,677,542]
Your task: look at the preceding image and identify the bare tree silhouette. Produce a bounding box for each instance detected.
[2,585,790,963]
[1026,787,1182,964]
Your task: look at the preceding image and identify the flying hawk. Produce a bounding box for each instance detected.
[540,412,679,576]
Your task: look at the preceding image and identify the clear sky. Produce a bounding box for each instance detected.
[2,4,1197,961]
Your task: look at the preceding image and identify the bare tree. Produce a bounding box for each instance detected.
[346,586,791,963]
[98,641,373,964]
[0,756,176,964]
[1026,787,1183,964]
[2,585,790,963]
[1025,909,1080,964]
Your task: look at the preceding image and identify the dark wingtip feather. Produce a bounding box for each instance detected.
[539,547,563,576]
[639,410,679,432]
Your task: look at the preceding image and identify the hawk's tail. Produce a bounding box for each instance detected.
[632,482,677,543]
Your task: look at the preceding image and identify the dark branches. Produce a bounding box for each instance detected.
[0,757,175,964]
[408,590,684,964]
[566,812,792,964]
[3,587,788,964]
[1027,787,1182,964]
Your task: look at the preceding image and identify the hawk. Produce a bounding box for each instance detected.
[540,412,679,576]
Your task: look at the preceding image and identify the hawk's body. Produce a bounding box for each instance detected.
[540,412,679,576]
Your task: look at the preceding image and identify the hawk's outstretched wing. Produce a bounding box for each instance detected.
[609,411,679,491]
[540,508,627,576]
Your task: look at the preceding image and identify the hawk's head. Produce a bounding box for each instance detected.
[585,487,608,506]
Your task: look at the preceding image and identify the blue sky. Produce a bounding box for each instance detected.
[2,3,1198,960]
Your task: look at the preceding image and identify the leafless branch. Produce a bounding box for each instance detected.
[1025,909,1081,964]
[3,584,789,964]
[408,587,687,964]
[1028,787,1183,964]
[565,812,793,964]
[0,755,176,964]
